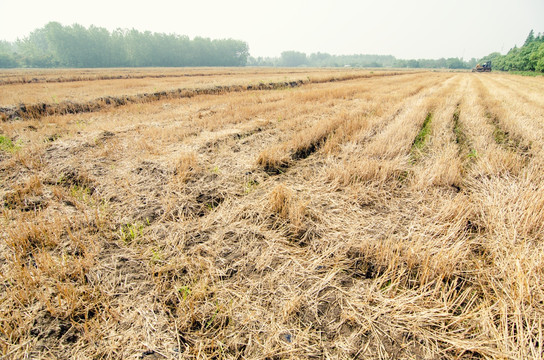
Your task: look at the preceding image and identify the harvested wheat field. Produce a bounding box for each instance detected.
[1,68,544,359]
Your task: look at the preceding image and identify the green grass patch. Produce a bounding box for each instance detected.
[486,112,521,150]
[452,109,464,145]
[0,135,18,153]
[468,149,478,159]
[178,285,191,300]
[119,222,145,244]
[492,126,508,146]
[452,108,478,161]
[70,184,92,203]
[244,179,259,194]
[411,112,433,153]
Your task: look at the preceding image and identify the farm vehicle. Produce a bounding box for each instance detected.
[472,61,492,72]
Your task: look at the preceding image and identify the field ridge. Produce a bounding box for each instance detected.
[0,71,415,121]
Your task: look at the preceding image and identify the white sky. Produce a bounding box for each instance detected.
[1,0,543,60]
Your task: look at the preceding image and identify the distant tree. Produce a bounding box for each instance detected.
[308,52,332,66]
[524,29,535,46]
[366,61,382,68]
[407,59,420,68]
[0,40,14,53]
[3,22,250,68]
[485,31,544,72]
[467,58,478,68]
[14,25,56,67]
[280,51,307,67]
[480,52,502,63]
[0,41,18,68]
[533,43,544,72]
[247,56,277,66]
[445,58,466,69]
[0,53,17,68]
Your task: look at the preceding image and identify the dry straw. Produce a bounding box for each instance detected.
[1,68,543,359]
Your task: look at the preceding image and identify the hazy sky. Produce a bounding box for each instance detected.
[1,0,543,60]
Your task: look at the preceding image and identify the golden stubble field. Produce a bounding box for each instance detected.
[1,68,544,359]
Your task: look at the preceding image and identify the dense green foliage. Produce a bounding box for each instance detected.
[0,22,249,68]
[482,30,544,72]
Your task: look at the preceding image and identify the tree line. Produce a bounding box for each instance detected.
[481,30,544,72]
[0,22,478,70]
[0,22,249,68]
[248,52,397,68]
[1,23,542,72]
[248,51,477,69]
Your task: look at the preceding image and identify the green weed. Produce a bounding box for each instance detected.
[206,306,219,329]
[244,179,259,194]
[119,222,144,243]
[411,112,433,160]
[178,286,191,300]
[151,249,162,264]
[493,127,508,145]
[70,185,91,203]
[452,109,464,145]
[0,135,19,153]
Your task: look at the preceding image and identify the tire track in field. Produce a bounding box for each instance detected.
[477,75,544,158]
[408,75,468,191]
[323,74,458,187]
[36,77,390,227]
[362,74,459,158]
[346,77,438,148]
[254,73,450,175]
[0,71,416,121]
[452,104,473,159]
[185,74,437,195]
[195,73,507,357]
[0,81,303,121]
[185,72,411,155]
[116,76,416,238]
[486,75,544,109]
[153,74,462,322]
[472,76,534,158]
[156,73,450,226]
[456,76,529,179]
[452,79,544,345]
